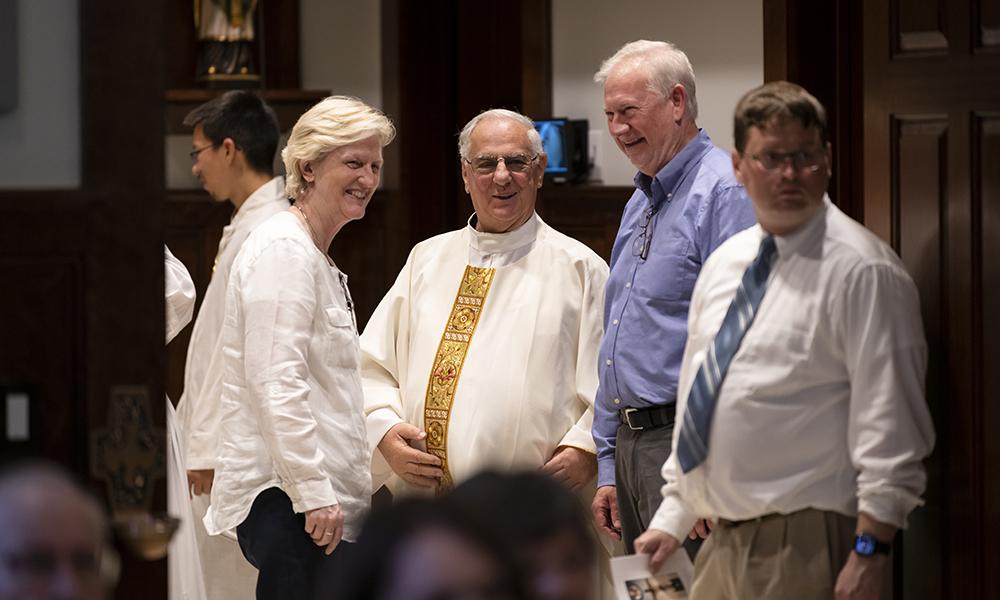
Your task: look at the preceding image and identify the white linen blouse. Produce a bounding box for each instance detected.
[205,211,371,542]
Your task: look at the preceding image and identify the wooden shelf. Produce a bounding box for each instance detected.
[165,88,330,134]
[538,184,633,203]
[535,184,631,261]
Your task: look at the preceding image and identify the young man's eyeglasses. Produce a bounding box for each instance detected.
[189,143,219,162]
[750,150,824,172]
[464,154,539,175]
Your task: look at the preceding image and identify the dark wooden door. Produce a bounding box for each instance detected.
[862,0,1000,597]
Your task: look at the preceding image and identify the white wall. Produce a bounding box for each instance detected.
[0,0,80,188]
[287,1,762,186]
[552,0,763,185]
[299,0,382,108]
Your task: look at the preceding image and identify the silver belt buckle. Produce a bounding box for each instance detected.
[623,407,641,430]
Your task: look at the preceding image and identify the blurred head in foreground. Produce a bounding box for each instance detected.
[450,471,597,600]
[0,461,110,600]
[326,496,529,600]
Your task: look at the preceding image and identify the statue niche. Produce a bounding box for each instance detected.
[195,0,261,88]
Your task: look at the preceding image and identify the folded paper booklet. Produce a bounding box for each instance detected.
[610,551,694,600]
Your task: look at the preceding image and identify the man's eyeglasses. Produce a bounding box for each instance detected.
[464,154,539,175]
[189,143,219,162]
[750,150,824,172]
[631,206,658,260]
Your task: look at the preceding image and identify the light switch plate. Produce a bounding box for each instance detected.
[0,0,17,114]
[4,389,30,442]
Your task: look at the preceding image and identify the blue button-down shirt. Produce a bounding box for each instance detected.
[593,130,757,487]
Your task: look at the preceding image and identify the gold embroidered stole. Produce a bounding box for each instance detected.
[423,265,496,494]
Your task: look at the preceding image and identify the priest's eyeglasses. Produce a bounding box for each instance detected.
[465,154,539,175]
[750,150,823,172]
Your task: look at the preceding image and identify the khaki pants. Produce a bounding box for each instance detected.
[690,509,857,600]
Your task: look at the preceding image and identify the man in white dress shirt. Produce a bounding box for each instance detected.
[176,90,289,599]
[635,82,935,599]
[361,109,607,496]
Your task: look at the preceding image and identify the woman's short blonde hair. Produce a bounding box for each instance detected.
[282,96,396,199]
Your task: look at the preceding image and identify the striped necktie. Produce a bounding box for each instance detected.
[676,235,777,473]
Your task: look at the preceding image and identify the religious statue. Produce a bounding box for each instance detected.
[194,0,261,87]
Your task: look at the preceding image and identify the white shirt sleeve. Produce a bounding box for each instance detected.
[165,246,196,344]
[839,262,935,529]
[238,237,338,512]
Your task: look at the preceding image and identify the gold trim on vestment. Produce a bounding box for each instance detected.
[423,265,496,494]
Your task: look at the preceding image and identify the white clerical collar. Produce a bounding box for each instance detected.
[466,212,540,268]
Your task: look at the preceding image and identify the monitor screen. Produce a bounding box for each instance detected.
[534,118,569,174]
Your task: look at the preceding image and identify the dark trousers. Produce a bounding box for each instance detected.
[236,487,351,600]
[614,421,701,559]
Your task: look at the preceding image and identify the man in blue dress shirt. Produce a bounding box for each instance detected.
[590,40,756,553]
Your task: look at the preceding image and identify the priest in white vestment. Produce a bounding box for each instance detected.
[165,246,196,345]
[164,246,207,600]
[361,109,614,599]
[174,91,289,599]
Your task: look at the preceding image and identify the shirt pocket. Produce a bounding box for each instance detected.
[730,322,815,397]
[635,239,699,304]
[322,305,360,370]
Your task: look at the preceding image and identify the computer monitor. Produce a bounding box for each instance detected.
[534,118,589,184]
[535,118,569,175]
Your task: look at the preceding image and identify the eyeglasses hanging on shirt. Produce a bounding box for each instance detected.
[631,192,673,261]
[338,272,358,333]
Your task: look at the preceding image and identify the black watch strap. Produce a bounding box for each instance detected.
[854,533,891,556]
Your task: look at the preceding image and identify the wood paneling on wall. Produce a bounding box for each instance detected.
[891,116,948,599]
[536,186,631,262]
[894,0,948,53]
[978,0,1000,49]
[975,113,1000,576]
[0,0,169,597]
[0,251,85,470]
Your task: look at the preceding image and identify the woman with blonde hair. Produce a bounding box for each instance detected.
[204,96,395,600]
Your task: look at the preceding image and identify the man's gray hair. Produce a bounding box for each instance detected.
[458,109,543,160]
[594,40,699,120]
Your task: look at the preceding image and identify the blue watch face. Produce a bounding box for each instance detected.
[855,536,876,555]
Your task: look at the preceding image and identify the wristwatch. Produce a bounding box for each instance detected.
[854,533,891,557]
